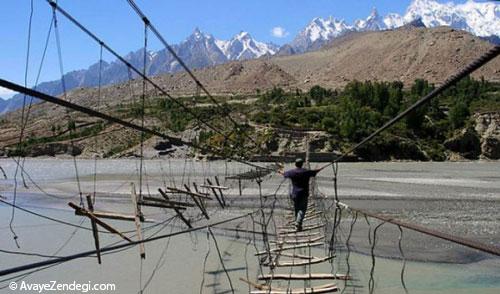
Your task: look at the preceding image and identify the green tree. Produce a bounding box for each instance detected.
[449,100,470,129]
[384,82,403,117]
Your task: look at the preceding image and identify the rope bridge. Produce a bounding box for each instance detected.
[0,0,499,293]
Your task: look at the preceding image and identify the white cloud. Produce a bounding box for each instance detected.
[271,26,289,38]
[0,86,15,99]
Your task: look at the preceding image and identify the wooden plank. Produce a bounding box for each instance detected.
[85,195,101,264]
[142,196,195,207]
[131,183,145,259]
[158,188,192,228]
[255,242,323,256]
[266,256,334,267]
[184,185,210,220]
[69,202,132,242]
[75,210,138,222]
[279,223,325,234]
[278,223,324,230]
[206,178,224,208]
[250,283,338,294]
[287,212,324,223]
[192,182,208,212]
[280,231,321,238]
[258,273,350,281]
[138,200,187,210]
[214,176,226,206]
[239,278,270,291]
[199,184,229,190]
[270,252,317,260]
[166,186,212,200]
[271,235,325,244]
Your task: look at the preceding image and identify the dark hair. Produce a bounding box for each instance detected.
[295,161,303,168]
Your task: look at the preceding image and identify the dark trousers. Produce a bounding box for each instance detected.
[292,196,308,226]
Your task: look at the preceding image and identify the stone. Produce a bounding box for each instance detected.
[474,112,500,160]
[444,128,481,160]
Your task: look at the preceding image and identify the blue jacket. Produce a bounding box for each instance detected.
[283,167,318,199]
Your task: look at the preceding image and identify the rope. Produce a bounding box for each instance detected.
[368,222,385,294]
[8,0,35,249]
[208,227,235,293]
[397,225,409,294]
[138,24,148,200]
[92,44,104,204]
[199,228,211,294]
[52,6,84,206]
[341,211,358,294]
[138,218,178,293]
[0,211,257,277]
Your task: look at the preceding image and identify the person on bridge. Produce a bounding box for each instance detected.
[280,158,323,231]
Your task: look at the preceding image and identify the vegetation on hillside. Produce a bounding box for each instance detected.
[3,76,498,160]
[248,77,499,160]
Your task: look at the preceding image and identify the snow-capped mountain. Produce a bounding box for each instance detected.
[1,28,278,114]
[291,0,499,53]
[217,31,278,60]
[404,0,500,38]
[355,8,386,31]
[291,17,354,53]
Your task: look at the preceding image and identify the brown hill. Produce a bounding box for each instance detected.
[156,26,499,95]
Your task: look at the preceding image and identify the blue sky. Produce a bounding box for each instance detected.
[0,0,480,99]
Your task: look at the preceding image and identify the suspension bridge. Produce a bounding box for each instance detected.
[0,0,499,293]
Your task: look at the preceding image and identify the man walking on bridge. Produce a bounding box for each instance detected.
[280,158,322,231]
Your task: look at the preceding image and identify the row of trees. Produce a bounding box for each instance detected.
[254,77,498,142]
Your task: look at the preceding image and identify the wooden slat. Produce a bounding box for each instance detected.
[85,195,101,264]
[280,231,321,238]
[250,283,338,294]
[255,242,323,256]
[271,235,325,244]
[199,184,229,190]
[158,188,192,228]
[287,212,324,223]
[266,256,334,267]
[279,223,325,234]
[75,209,138,222]
[131,183,145,259]
[69,202,132,242]
[206,178,224,208]
[142,196,195,207]
[192,182,209,213]
[214,176,226,206]
[166,186,212,200]
[138,200,187,210]
[273,252,314,260]
[184,185,210,220]
[278,223,324,230]
[258,273,350,281]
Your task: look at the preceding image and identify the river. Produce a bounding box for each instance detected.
[0,158,499,293]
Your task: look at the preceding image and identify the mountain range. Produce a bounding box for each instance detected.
[1,0,499,114]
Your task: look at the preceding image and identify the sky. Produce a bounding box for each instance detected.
[0,0,483,99]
